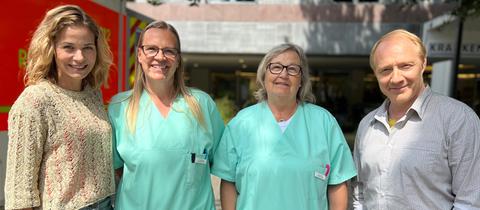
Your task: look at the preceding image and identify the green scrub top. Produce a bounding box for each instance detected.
[211,102,356,210]
[108,89,224,210]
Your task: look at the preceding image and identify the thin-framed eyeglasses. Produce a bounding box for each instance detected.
[267,63,302,76]
[141,45,179,59]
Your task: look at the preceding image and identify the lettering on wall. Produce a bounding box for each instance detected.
[428,42,480,57]
[18,48,27,69]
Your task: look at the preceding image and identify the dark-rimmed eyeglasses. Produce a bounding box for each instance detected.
[141,45,179,59]
[267,63,302,76]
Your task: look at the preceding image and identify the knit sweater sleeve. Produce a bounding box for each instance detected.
[5,86,48,209]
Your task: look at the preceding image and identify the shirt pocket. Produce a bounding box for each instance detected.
[309,162,329,200]
[186,151,209,189]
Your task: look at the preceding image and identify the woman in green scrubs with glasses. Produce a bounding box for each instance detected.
[108,21,224,210]
[212,43,357,210]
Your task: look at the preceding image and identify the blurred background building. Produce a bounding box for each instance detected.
[1,0,479,209]
[125,0,479,138]
[122,1,480,208]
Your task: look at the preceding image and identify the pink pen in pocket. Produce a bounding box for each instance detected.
[325,164,330,177]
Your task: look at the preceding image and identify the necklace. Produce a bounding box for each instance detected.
[272,103,297,122]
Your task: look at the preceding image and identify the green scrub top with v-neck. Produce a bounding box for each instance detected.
[108,88,224,210]
[211,102,356,210]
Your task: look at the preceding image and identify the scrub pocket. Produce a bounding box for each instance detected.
[186,152,209,189]
[309,163,329,200]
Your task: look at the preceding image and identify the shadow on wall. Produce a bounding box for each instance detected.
[298,0,456,55]
[296,0,455,132]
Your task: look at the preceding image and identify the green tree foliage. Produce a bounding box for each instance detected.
[452,0,480,20]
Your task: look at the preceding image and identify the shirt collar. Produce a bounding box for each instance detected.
[409,85,432,120]
[372,85,431,124]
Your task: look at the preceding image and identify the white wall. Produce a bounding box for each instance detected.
[170,21,417,55]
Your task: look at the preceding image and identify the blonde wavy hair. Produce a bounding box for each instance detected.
[126,20,205,132]
[254,43,316,103]
[25,4,112,89]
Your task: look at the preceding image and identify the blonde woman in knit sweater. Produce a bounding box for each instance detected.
[5,5,115,210]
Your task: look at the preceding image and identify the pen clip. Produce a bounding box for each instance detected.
[191,153,196,163]
[203,148,208,159]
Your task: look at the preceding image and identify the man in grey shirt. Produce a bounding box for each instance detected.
[352,29,480,210]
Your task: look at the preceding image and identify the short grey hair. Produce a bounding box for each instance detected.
[254,43,315,103]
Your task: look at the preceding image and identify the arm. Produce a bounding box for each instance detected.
[107,101,125,172]
[448,108,480,209]
[220,179,237,210]
[352,120,366,210]
[115,168,123,183]
[328,182,348,210]
[5,89,46,209]
[211,124,240,209]
[325,115,357,210]
[351,177,364,210]
[206,94,225,165]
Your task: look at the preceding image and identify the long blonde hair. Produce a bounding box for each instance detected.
[126,20,205,132]
[25,4,112,89]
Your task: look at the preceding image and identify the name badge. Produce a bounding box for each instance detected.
[191,150,208,165]
[194,156,207,164]
[314,171,326,180]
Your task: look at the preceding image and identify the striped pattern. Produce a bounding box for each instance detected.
[128,17,147,87]
[353,87,480,209]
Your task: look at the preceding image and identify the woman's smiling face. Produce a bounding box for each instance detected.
[265,50,302,103]
[138,28,179,85]
[54,25,96,90]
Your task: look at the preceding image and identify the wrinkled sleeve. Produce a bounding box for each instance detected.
[211,125,237,182]
[5,89,47,209]
[449,108,480,209]
[352,125,365,210]
[108,101,124,170]
[204,95,225,165]
[327,117,357,185]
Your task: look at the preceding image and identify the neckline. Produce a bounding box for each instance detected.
[45,80,92,98]
[143,90,180,120]
[263,102,301,134]
[268,101,298,122]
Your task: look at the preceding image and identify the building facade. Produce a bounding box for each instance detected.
[126,0,473,133]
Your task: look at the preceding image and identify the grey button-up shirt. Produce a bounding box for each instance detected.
[353,87,480,210]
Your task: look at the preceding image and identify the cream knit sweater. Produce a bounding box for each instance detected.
[5,80,115,210]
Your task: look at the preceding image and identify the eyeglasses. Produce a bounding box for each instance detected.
[141,45,179,59]
[267,63,302,76]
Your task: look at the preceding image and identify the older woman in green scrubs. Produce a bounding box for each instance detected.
[108,21,224,210]
[212,43,356,210]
